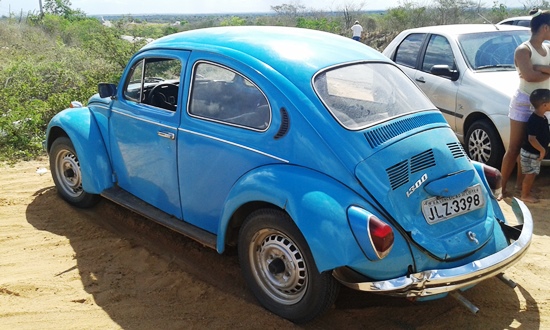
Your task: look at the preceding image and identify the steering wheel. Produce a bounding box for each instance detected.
[147,83,179,110]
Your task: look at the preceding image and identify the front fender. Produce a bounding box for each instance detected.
[217,165,369,272]
[47,108,113,194]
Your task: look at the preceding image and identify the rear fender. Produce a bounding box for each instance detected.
[47,108,113,194]
[218,165,384,272]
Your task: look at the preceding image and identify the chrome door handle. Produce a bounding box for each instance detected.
[157,131,175,140]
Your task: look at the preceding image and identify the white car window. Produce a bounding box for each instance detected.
[394,33,426,68]
[422,35,455,72]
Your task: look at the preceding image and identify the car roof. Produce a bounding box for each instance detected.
[139,26,389,84]
[399,23,528,36]
[497,16,532,24]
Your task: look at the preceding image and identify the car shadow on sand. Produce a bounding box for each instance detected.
[504,166,550,237]
[26,187,541,329]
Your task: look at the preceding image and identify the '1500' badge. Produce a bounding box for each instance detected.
[406,173,427,197]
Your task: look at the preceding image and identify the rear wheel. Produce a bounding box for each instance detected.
[238,209,340,323]
[465,119,504,168]
[49,137,100,208]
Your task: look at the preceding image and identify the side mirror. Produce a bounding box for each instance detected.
[98,83,117,98]
[430,65,459,81]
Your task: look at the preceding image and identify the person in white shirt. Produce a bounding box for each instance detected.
[351,21,363,41]
[501,9,550,197]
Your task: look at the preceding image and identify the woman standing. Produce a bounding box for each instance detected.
[501,10,550,197]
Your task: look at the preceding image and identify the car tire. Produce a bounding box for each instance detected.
[238,209,340,323]
[49,137,100,208]
[465,119,504,168]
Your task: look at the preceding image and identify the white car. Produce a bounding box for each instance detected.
[383,24,540,168]
[497,16,531,27]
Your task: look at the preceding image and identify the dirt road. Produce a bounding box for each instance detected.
[1,159,549,329]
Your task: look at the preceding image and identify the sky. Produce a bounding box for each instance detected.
[0,0,528,16]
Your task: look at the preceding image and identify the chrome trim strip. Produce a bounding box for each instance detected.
[179,128,289,163]
[111,109,177,130]
[438,107,464,119]
[333,198,533,297]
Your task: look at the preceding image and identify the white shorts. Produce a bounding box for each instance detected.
[509,90,534,122]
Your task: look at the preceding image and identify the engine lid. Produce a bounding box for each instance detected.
[355,126,495,260]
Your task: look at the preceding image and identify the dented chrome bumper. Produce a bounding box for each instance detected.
[333,198,532,297]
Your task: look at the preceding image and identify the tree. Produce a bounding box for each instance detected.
[271,3,306,17]
[433,0,479,25]
[220,16,247,26]
[489,1,509,23]
[340,1,366,29]
[520,0,550,11]
[382,1,429,32]
[43,0,84,20]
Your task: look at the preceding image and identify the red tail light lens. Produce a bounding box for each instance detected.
[482,164,502,199]
[368,215,394,259]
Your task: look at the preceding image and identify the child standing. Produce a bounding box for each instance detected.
[520,88,550,203]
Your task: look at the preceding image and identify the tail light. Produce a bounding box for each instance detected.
[368,215,394,259]
[482,164,502,199]
[347,206,395,260]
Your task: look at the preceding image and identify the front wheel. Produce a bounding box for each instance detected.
[49,137,100,208]
[238,209,340,323]
[465,119,504,168]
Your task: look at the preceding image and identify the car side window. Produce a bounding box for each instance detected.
[123,58,182,111]
[188,62,270,131]
[394,33,426,68]
[124,60,144,102]
[421,35,455,73]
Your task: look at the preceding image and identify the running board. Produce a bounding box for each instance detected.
[101,186,217,250]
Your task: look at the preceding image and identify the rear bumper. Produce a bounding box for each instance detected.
[333,198,532,297]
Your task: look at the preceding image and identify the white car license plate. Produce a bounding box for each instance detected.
[422,184,485,224]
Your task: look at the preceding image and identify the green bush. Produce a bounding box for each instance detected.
[0,21,119,161]
[0,1,526,162]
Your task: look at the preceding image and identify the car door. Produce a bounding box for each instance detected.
[392,33,460,131]
[177,58,276,234]
[415,34,460,131]
[109,50,190,219]
[392,32,426,82]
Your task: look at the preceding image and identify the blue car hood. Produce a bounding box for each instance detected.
[355,126,497,260]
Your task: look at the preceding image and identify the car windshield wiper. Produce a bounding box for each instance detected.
[476,64,515,70]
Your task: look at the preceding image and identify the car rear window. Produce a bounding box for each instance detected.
[314,62,434,130]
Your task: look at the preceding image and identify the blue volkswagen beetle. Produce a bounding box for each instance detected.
[45,26,533,323]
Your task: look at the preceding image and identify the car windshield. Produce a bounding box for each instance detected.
[313,62,434,130]
[457,30,530,70]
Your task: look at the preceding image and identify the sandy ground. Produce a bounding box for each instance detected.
[1,159,549,330]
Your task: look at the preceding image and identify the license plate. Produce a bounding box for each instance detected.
[422,184,485,224]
